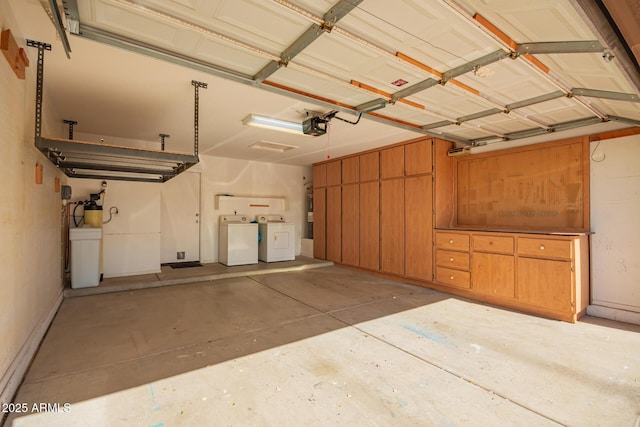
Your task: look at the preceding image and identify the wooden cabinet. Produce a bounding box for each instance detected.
[518,238,571,260]
[313,135,590,324]
[472,253,515,298]
[380,146,404,179]
[435,230,470,289]
[405,175,433,281]
[433,138,455,228]
[359,181,379,270]
[471,234,515,298]
[313,187,326,259]
[435,232,469,252]
[360,152,379,182]
[326,160,341,187]
[436,249,469,270]
[314,138,433,275]
[434,230,588,322]
[405,139,432,176]
[342,156,359,184]
[517,257,572,312]
[326,186,341,262]
[381,178,404,275]
[473,234,514,254]
[341,184,359,266]
[313,164,326,188]
[516,236,582,314]
[436,267,471,289]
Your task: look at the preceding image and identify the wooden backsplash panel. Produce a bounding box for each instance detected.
[456,140,588,231]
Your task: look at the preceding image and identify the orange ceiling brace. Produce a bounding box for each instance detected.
[472,13,518,50]
[473,13,550,74]
[350,80,425,110]
[449,79,480,96]
[395,52,443,79]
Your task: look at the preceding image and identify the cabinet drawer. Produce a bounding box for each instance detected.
[518,238,571,260]
[473,235,514,254]
[436,267,471,289]
[435,232,470,252]
[436,250,470,270]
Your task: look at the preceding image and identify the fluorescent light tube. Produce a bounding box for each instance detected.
[242,114,303,135]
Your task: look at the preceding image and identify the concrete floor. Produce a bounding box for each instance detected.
[5,264,640,426]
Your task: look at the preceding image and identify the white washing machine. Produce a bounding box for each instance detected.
[219,215,258,266]
[257,215,296,262]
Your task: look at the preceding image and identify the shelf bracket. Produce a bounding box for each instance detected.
[191,80,208,157]
[27,40,52,139]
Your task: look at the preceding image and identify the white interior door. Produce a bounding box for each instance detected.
[161,171,200,263]
[590,135,640,313]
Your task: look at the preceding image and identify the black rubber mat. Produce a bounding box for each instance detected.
[162,261,203,269]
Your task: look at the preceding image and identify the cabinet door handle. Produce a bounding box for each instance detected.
[449,257,454,262]
[540,244,545,250]
[450,275,454,280]
[449,239,454,244]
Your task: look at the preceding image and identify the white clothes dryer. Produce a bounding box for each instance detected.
[257,215,295,262]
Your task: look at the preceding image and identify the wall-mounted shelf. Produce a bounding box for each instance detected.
[28,39,205,183]
[36,136,199,183]
[215,194,288,211]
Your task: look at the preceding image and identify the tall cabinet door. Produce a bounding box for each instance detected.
[359,181,379,270]
[313,187,326,259]
[381,178,405,275]
[405,175,433,281]
[342,184,359,266]
[326,186,342,263]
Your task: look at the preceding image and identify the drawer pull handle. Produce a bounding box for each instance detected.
[449,239,454,244]
[450,275,454,280]
[540,245,545,250]
[449,257,454,262]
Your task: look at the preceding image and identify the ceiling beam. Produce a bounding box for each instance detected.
[572,88,640,102]
[441,50,509,83]
[421,120,455,130]
[505,91,567,110]
[516,41,603,55]
[458,108,504,123]
[77,26,256,86]
[253,0,363,82]
[607,115,640,126]
[391,78,440,102]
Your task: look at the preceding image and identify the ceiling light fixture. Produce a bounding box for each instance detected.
[249,140,297,152]
[242,114,303,135]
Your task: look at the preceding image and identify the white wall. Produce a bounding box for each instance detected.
[0,1,65,406]
[196,155,311,263]
[67,155,311,276]
[67,179,162,278]
[588,135,640,324]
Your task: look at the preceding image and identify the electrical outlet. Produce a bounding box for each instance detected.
[177,251,185,260]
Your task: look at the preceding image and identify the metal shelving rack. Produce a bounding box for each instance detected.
[28,39,205,183]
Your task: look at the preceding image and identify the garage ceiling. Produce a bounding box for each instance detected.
[12,0,640,166]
